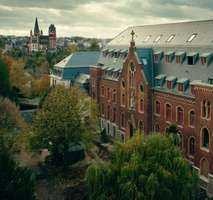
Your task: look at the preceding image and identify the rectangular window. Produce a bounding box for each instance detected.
[167,81,172,89]
[176,56,181,64]
[154,55,159,62]
[165,55,170,63]
[201,57,207,65]
[208,78,213,85]
[121,113,125,127]
[187,56,194,65]
[178,83,184,92]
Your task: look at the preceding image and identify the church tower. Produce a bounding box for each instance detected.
[48,24,56,50]
[34,17,40,36]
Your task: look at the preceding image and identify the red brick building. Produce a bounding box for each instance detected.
[90,20,213,196]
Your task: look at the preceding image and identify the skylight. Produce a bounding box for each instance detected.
[187,33,197,42]
[143,35,151,42]
[166,34,175,43]
[154,35,162,43]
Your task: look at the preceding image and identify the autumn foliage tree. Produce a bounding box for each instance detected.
[86,134,199,200]
[30,86,98,167]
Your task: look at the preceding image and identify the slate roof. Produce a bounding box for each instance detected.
[108,20,213,48]
[55,51,100,68]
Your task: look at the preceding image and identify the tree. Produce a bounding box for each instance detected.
[0,130,36,200]
[31,75,50,97]
[0,59,10,97]
[0,97,26,131]
[166,124,181,146]
[9,59,31,97]
[30,85,98,167]
[86,134,199,200]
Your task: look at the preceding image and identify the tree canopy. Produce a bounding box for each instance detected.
[0,130,36,200]
[86,134,199,200]
[0,59,10,97]
[30,85,98,166]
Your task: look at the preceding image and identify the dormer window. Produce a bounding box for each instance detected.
[154,35,162,43]
[175,51,186,64]
[155,74,166,87]
[200,53,212,66]
[177,78,189,92]
[178,83,184,92]
[165,51,174,63]
[167,81,172,89]
[166,76,177,89]
[153,51,163,63]
[166,34,175,43]
[187,52,198,65]
[186,33,197,42]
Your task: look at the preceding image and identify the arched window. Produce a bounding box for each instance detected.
[138,120,144,134]
[155,101,161,115]
[107,105,110,120]
[202,100,211,119]
[107,88,110,99]
[177,106,184,125]
[202,100,206,118]
[201,128,209,149]
[113,108,116,122]
[155,124,160,132]
[139,99,144,112]
[189,110,195,127]
[122,93,125,106]
[178,131,183,149]
[200,158,209,178]
[121,113,125,128]
[101,103,105,115]
[166,103,172,121]
[101,86,105,96]
[112,89,116,102]
[207,101,211,119]
[189,137,195,156]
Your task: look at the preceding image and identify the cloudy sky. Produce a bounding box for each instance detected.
[0,0,213,38]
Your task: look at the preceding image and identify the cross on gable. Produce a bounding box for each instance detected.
[131,30,135,41]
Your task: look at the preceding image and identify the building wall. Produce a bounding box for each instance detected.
[90,44,213,195]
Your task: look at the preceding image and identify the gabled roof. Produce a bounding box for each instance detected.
[108,20,213,48]
[54,51,100,68]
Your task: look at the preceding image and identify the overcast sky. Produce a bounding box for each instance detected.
[0,0,213,38]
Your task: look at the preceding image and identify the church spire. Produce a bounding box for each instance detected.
[34,17,40,35]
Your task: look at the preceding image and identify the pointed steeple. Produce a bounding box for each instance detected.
[34,17,40,35]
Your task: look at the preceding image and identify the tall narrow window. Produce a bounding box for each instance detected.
[121,113,125,128]
[107,88,110,99]
[207,101,211,119]
[167,81,172,89]
[139,99,144,112]
[101,103,105,115]
[166,104,172,121]
[189,137,195,156]
[200,158,209,178]
[121,93,125,106]
[155,101,161,115]
[113,108,116,122]
[138,121,144,134]
[189,110,195,127]
[112,89,116,102]
[201,128,209,149]
[202,100,211,119]
[177,107,184,125]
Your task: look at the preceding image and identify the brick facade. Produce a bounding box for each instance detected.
[90,37,213,195]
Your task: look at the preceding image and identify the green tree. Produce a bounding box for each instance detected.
[30,85,98,167]
[0,130,36,200]
[86,134,199,200]
[0,59,10,97]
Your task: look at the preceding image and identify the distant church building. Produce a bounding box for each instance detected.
[28,18,56,53]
